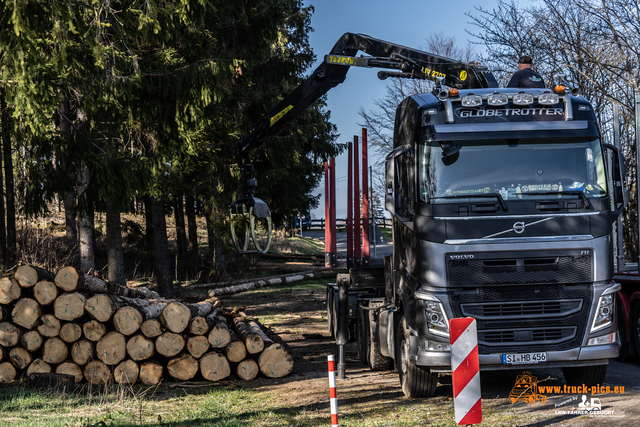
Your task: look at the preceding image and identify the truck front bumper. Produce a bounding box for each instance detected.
[413,340,619,372]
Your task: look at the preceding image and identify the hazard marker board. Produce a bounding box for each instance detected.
[450,317,482,425]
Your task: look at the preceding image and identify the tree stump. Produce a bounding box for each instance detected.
[160,302,191,333]
[167,354,199,381]
[186,335,210,359]
[21,330,43,352]
[140,319,163,338]
[55,266,84,292]
[43,337,68,365]
[84,294,119,322]
[200,352,231,382]
[15,265,54,288]
[225,332,247,363]
[54,293,86,321]
[155,332,185,358]
[126,334,155,361]
[139,360,163,385]
[9,347,31,370]
[0,278,21,305]
[189,316,208,336]
[33,281,58,306]
[113,306,143,336]
[96,331,126,365]
[0,361,17,382]
[56,362,84,383]
[26,359,51,376]
[0,322,20,347]
[236,359,259,381]
[83,320,107,342]
[60,323,82,343]
[12,298,42,329]
[114,359,139,384]
[37,314,61,338]
[84,360,112,385]
[71,339,95,366]
[258,344,294,378]
[232,317,263,355]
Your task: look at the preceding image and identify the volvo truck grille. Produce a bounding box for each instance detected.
[447,254,592,287]
[448,284,592,354]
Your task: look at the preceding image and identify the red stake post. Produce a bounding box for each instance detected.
[330,157,337,260]
[353,135,361,267]
[361,128,370,266]
[328,355,339,427]
[347,143,353,269]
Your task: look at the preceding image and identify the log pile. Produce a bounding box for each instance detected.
[0,265,294,386]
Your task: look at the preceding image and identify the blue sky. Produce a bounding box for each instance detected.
[301,0,504,219]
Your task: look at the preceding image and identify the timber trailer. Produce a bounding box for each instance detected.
[230,33,629,397]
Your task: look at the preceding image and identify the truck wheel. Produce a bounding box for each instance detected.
[369,309,392,371]
[326,286,334,339]
[562,364,607,387]
[357,305,369,365]
[396,315,437,397]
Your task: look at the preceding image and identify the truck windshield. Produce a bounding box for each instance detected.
[419,138,607,202]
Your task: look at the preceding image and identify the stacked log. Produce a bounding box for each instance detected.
[0,264,294,386]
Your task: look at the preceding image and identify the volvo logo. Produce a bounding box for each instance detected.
[450,254,474,260]
[513,222,526,234]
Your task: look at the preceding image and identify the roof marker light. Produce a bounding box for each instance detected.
[554,85,566,94]
[449,88,459,97]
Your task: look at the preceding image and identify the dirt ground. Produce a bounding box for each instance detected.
[218,277,640,427]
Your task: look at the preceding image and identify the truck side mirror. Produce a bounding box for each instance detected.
[604,143,629,219]
[385,157,395,214]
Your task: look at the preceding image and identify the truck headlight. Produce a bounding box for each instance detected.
[587,331,617,346]
[590,283,620,333]
[416,292,450,338]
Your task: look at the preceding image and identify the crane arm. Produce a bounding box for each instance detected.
[235,32,497,158]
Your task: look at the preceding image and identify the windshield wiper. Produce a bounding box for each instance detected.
[521,191,590,209]
[431,193,508,211]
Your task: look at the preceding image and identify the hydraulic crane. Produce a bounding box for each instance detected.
[229,32,498,253]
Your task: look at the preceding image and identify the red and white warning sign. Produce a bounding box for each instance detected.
[450,317,482,425]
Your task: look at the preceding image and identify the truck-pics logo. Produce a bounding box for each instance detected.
[509,372,547,404]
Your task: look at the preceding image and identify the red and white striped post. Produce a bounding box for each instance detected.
[450,318,482,425]
[328,355,339,427]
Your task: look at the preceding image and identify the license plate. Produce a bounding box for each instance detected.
[502,352,547,365]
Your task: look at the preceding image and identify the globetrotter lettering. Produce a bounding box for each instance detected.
[457,108,564,118]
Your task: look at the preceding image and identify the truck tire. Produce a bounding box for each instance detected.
[562,364,607,387]
[368,309,392,371]
[396,315,437,397]
[326,286,335,339]
[357,305,369,365]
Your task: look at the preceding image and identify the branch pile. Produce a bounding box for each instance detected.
[0,265,293,386]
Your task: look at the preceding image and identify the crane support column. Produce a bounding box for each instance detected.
[324,159,337,268]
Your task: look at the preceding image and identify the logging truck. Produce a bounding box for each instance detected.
[232,33,629,397]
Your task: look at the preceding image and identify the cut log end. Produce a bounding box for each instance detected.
[200,352,231,382]
[258,344,294,379]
